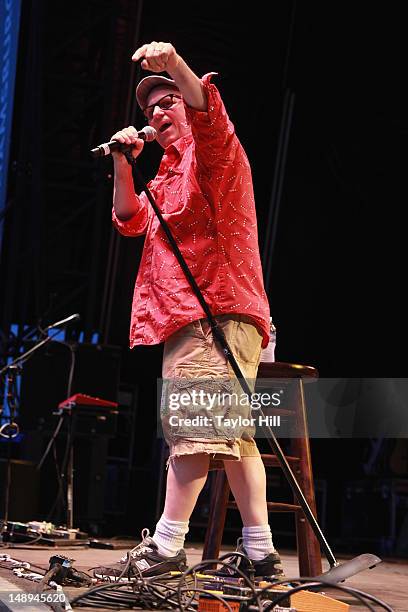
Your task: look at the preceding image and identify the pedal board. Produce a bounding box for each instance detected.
[1,521,89,546]
[196,575,350,612]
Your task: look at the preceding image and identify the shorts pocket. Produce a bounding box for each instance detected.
[232,317,262,365]
[193,318,213,340]
[161,317,261,445]
[161,365,241,443]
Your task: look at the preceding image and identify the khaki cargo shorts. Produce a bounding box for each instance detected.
[161,314,263,470]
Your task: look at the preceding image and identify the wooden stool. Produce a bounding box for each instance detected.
[202,361,323,577]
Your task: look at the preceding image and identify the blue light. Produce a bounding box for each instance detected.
[0,0,22,256]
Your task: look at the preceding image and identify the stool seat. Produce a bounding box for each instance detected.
[202,360,323,577]
[258,361,318,380]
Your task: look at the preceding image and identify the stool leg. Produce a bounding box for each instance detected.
[292,379,323,577]
[202,469,230,562]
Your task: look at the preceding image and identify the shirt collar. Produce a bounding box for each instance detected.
[163,134,193,163]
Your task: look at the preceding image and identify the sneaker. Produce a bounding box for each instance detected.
[215,539,286,582]
[92,528,188,581]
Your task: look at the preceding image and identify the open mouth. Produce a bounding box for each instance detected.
[159,122,172,133]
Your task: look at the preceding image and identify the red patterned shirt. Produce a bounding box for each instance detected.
[113,73,270,348]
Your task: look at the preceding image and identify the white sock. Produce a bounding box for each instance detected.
[242,524,275,561]
[153,515,189,557]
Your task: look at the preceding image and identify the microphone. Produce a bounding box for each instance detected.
[44,313,81,332]
[90,126,157,158]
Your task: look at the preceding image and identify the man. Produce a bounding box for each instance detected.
[94,42,284,581]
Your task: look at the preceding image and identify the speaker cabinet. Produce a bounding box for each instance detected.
[0,459,40,522]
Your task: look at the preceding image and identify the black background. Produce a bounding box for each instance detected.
[1,1,407,550]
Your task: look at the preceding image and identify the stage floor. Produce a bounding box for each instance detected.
[0,541,407,611]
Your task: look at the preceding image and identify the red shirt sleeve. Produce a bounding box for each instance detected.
[184,73,240,171]
[112,191,151,237]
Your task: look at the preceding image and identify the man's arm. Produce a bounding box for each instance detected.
[111,125,145,221]
[113,155,140,221]
[109,125,150,235]
[132,42,207,111]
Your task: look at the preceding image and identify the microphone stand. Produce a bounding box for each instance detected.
[0,364,21,526]
[0,315,79,535]
[123,152,381,582]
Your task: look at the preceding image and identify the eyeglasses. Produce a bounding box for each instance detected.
[144,94,182,121]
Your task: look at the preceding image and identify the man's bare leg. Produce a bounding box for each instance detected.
[153,453,210,556]
[224,456,276,560]
[163,453,210,521]
[223,456,268,525]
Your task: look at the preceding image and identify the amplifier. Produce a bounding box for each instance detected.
[0,459,40,522]
[342,478,408,556]
[57,393,119,437]
[70,406,118,437]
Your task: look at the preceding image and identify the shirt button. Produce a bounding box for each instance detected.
[168,168,174,175]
